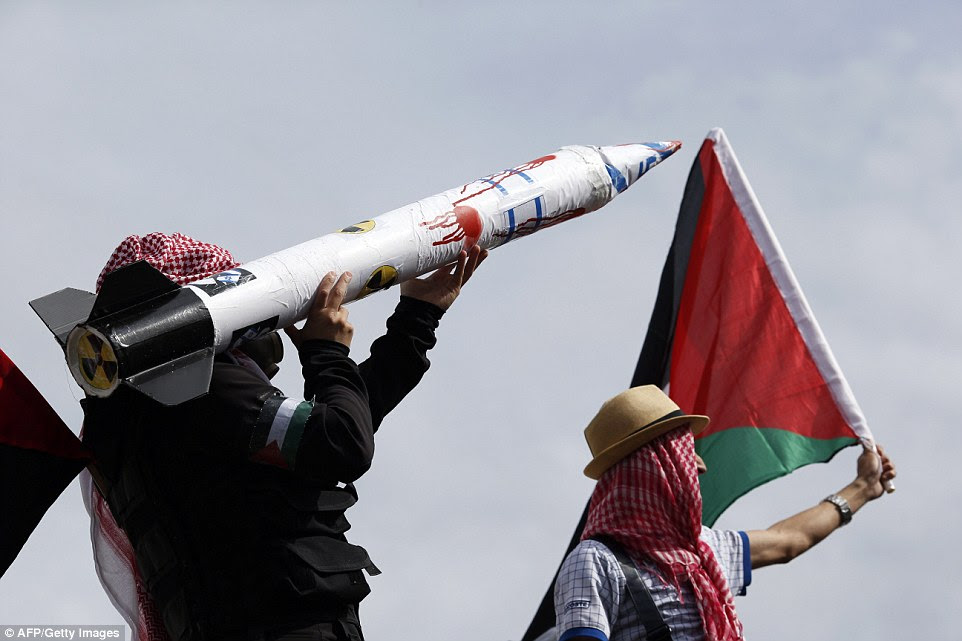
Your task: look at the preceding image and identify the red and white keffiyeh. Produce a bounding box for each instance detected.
[85,233,238,641]
[95,232,238,293]
[581,426,744,641]
[81,470,169,641]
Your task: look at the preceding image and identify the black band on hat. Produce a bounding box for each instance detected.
[635,409,685,432]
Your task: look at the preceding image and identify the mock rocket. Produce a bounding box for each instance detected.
[31,140,680,405]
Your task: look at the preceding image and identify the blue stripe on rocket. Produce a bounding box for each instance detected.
[485,171,542,243]
[506,208,517,242]
[483,177,515,241]
[481,177,510,195]
[513,172,544,230]
[605,164,629,193]
[639,155,662,178]
[638,142,679,178]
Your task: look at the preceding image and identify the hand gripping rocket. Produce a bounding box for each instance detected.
[30,141,680,405]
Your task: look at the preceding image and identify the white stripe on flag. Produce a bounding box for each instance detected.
[706,127,872,444]
[266,397,301,448]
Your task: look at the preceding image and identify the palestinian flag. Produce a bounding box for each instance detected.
[632,127,872,525]
[520,128,874,641]
[0,346,90,576]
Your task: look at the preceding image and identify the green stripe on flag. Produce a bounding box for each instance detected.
[280,401,313,468]
[696,427,857,526]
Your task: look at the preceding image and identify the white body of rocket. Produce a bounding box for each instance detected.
[194,141,681,351]
[32,140,680,404]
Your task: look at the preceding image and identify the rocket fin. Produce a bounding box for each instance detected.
[125,346,215,406]
[29,288,97,348]
[89,260,180,322]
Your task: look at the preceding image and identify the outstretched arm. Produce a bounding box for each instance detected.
[747,445,896,569]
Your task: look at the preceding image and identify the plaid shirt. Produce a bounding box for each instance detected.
[552,527,751,641]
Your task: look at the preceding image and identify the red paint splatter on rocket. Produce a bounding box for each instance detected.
[421,205,483,248]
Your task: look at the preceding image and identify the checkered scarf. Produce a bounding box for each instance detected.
[86,233,237,641]
[96,232,238,292]
[581,426,744,641]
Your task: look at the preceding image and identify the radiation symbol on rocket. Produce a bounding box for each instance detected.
[338,220,376,234]
[75,329,119,391]
[358,265,399,298]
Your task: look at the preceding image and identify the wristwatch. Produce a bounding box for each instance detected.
[823,493,852,526]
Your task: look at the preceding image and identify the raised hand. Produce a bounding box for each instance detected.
[400,245,488,311]
[856,443,897,500]
[285,271,355,349]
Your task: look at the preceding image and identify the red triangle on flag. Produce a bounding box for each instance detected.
[1,346,90,576]
[672,139,856,442]
[250,441,288,469]
[653,129,872,524]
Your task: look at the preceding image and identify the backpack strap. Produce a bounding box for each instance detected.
[591,536,672,641]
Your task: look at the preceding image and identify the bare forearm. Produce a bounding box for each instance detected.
[749,479,873,567]
[747,444,895,569]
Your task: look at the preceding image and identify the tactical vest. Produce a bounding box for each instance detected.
[82,388,377,641]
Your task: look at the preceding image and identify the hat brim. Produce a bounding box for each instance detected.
[583,414,710,479]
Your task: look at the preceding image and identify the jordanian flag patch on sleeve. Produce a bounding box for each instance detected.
[250,395,313,469]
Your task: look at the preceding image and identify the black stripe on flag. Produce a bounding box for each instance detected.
[522,139,711,641]
[250,395,285,451]
[0,445,87,576]
[631,140,707,389]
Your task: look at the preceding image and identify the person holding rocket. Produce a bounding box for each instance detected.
[25,138,678,640]
[80,232,487,641]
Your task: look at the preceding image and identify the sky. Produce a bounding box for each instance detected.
[1,1,960,639]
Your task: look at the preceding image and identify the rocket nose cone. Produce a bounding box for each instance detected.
[599,140,682,193]
[652,139,683,158]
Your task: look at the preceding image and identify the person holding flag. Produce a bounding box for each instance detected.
[521,128,897,641]
[550,385,896,641]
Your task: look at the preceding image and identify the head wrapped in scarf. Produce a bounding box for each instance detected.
[581,425,744,641]
[96,232,238,292]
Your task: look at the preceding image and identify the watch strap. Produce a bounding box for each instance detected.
[823,493,852,526]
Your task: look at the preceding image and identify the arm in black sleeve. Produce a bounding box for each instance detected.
[357,295,445,429]
[295,339,375,481]
[206,342,375,484]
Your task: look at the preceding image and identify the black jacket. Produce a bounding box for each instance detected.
[82,297,444,640]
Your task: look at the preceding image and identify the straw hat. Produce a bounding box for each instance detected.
[583,385,709,479]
